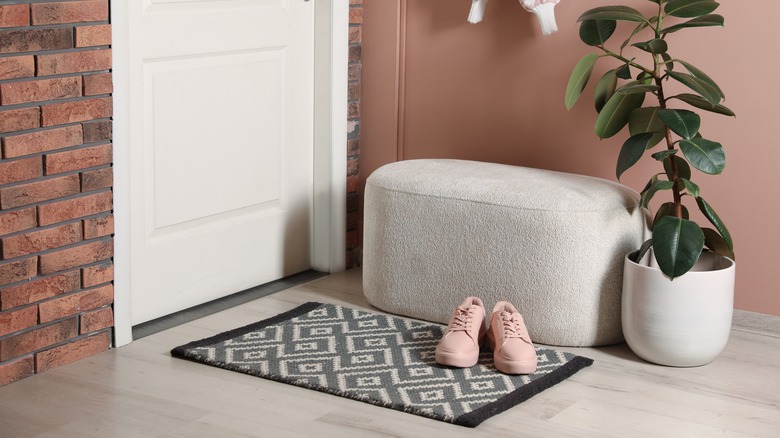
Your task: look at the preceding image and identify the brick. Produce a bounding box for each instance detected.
[0,174,80,209]
[82,262,111,287]
[75,24,111,48]
[348,83,361,101]
[38,284,113,323]
[0,157,42,185]
[1,222,83,259]
[347,210,358,229]
[349,7,363,24]
[0,355,33,386]
[79,306,112,334]
[347,157,358,176]
[0,257,36,286]
[347,139,360,156]
[39,239,112,274]
[346,229,358,249]
[348,102,359,119]
[349,45,361,62]
[81,120,111,142]
[0,28,72,54]
[0,56,35,80]
[83,214,112,239]
[0,4,30,28]
[38,190,112,226]
[0,270,80,311]
[0,318,77,361]
[37,49,111,76]
[32,1,109,25]
[346,175,359,194]
[45,143,111,175]
[348,26,362,45]
[80,166,112,192]
[35,331,109,373]
[82,72,112,95]
[0,107,40,134]
[0,306,38,337]
[0,207,37,235]
[41,97,112,126]
[2,125,84,158]
[0,76,82,105]
[348,63,361,82]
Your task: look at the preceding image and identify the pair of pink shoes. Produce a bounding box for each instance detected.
[435,297,537,374]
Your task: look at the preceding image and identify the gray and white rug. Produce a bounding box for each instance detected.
[171,302,593,427]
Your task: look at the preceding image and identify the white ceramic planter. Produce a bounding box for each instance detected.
[622,251,736,367]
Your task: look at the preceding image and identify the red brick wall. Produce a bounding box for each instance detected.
[0,0,113,387]
[346,0,362,268]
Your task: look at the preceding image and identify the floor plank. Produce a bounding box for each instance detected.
[1,269,778,437]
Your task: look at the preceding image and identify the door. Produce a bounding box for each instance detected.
[127,0,315,324]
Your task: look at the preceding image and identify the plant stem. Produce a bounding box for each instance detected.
[600,47,655,78]
[653,6,683,219]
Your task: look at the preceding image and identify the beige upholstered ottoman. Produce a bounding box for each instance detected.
[362,159,648,347]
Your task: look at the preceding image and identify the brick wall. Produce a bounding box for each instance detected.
[346,0,362,268]
[0,0,113,387]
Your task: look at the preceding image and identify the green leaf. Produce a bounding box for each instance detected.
[665,0,720,18]
[696,197,733,250]
[680,178,700,197]
[702,227,735,259]
[595,91,646,139]
[617,83,660,94]
[630,238,654,264]
[632,38,668,55]
[672,93,735,117]
[661,53,674,71]
[664,155,691,180]
[565,54,600,110]
[594,69,618,112]
[641,177,675,209]
[654,202,689,226]
[652,149,677,161]
[652,216,705,280]
[616,64,632,80]
[617,133,656,180]
[578,6,648,23]
[629,107,666,147]
[676,59,725,99]
[580,20,617,46]
[679,138,725,174]
[667,71,721,106]
[658,109,701,139]
[662,14,724,33]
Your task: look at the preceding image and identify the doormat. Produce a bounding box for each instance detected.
[171,302,593,427]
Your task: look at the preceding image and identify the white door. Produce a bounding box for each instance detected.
[127,0,315,324]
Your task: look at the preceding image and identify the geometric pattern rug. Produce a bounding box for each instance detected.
[171,302,593,427]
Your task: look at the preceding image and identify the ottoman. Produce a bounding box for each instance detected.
[362,159,648,346]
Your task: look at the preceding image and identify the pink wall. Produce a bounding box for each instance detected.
[362,0,780,315]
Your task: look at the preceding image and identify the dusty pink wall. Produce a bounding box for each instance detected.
[362,0,780,315]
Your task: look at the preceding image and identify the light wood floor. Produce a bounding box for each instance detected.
[1,269,778,437]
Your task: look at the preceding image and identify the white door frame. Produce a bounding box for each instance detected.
[111,0,348,346]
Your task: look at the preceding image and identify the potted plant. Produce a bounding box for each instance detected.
[564,0,736,366]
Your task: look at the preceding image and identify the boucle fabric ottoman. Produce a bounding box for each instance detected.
[362,159,648,347]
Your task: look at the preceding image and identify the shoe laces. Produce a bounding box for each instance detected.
[500,312,528,340]
[449,306,476,331]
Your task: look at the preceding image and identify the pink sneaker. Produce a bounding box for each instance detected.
[435,297,487,368]
[487,301,537,374]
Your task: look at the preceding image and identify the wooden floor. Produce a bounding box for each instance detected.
[1,269,778,437]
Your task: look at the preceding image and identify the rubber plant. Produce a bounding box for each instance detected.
[565,0,734,280]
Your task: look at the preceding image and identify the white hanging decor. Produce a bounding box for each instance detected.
[468,0,560,36]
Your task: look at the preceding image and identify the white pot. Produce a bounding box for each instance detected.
[622,251,736,367]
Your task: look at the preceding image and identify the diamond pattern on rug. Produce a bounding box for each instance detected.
[171,302,593,427]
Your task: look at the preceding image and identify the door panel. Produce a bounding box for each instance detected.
[129,0,314,324]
